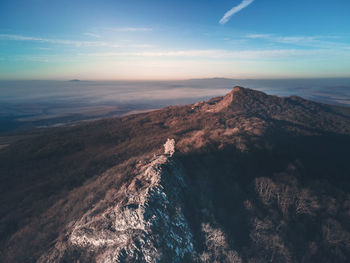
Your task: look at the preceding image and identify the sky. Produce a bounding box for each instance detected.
[1,0,350,80]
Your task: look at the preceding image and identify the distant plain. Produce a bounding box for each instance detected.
[1,78,350,147]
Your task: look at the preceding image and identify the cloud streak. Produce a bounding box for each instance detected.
[245,33,350,49]
[111,27,152,32]
[220,0,255,24]
[79,48,349,60]
[0,34,153,49]
[0,34,119,47]
[84,33,101,38]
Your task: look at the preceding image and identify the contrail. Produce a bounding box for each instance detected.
[219,0,255,24]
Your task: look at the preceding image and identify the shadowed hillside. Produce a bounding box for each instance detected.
[1,87,350,262]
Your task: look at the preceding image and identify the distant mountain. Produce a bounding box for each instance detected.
[1,87,350,262]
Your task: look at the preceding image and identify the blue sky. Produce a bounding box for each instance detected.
[1,0,350,80]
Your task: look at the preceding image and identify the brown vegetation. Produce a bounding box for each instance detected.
[1,87,350,262]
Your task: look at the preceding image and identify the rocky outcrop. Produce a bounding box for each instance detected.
[39,139,195,263]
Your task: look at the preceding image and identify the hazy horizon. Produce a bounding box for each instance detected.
[3,76,350,81]
[2,77,350,104]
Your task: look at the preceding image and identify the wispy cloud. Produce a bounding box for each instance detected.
[111,27,152,32]
[246,34,272,39]
[0,34,152,49]
[79,48,348,60]
[84,32,101,38]
[220,0,255,24]
[246,34,319,44]
[130,44,155,49]
[245,33,349,49]
[0,34,119,47]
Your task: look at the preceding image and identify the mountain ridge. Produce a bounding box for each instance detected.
[1,87,350,262]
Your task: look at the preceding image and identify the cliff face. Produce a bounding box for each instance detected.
[1,87,350,262]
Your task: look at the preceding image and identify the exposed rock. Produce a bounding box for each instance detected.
[39,139,195,263]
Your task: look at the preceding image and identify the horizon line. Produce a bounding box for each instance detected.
[1,76,350,82]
